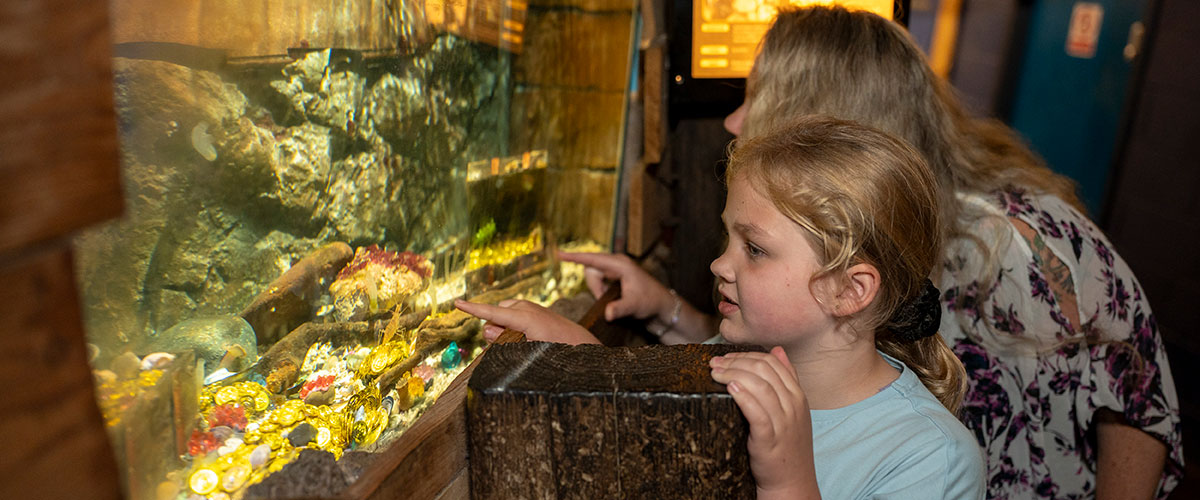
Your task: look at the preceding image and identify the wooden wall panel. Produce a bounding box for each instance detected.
[0,0,123,256]
[0,2,124,498]
[0,249,121,499]
[514,9,633,91]
[110,0,402,58]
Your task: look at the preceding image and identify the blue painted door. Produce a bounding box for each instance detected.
[1008,0,1147,215]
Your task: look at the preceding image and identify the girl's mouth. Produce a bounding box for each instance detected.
[717,296,739,316]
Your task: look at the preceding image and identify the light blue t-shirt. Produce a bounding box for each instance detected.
[811,352,984,499]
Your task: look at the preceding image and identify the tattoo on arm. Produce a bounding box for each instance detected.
[1012,218,1080,332]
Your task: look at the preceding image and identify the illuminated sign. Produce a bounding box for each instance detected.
[691,0,893,78]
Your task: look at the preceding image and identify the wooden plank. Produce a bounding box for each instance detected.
[0,248,121,500]
[514,9,634,91]
[431,466,471,500]
[0,0,123,256]
[532,0,637,12]
[510,88,627,170]
[467,342,759,498]
[626,161,671,257]
[420,0,529,53]
[109,0,402,58]
[641,45,666,165]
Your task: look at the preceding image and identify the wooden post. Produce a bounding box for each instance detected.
[467,342,758,498]
[0,1,123,498]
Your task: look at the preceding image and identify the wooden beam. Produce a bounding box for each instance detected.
[0,249,121,499]
[0,0,123,257]
[467,342,759,497]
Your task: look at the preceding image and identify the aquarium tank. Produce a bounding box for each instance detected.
[72,0,636,497]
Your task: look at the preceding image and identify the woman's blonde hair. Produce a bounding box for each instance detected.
[742,6,1084,353]
[727,115,965,413]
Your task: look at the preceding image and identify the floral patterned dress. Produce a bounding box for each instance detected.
[937,189,1183,499]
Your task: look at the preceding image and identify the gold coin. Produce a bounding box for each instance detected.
[274,407,300,426]
[369,352,390,374]
[189,468,219,495]
[254,392,271,412]
[215,386,239,406]
[316,426,331,448]
[221,465,250,492]
[264,434,284,451]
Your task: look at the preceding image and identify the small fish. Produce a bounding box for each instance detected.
[218,344,249,373]
[204,368,236,385]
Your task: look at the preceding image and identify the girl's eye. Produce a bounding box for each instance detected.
[745,242,766,258]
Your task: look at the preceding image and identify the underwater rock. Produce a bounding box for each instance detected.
[316,152,395,242]
[287,422,316,447]
[144,316,257,376]
[267,122,333,216]
[94,369,118,386]
[303,387,335,407]
[240,242,353,345]
[270,49,365,135]
[249,444,271,469]
[111,352,142,380]
[210,426,234,442]
[110,58,247,165]
[74,38,505,367]
[362,72,428,147]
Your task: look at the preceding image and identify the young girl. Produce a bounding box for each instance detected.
[457,116,985,498]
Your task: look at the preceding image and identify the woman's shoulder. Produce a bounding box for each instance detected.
[959,187,1108,264]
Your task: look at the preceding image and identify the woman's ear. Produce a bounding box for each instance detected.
[830,263,880,317]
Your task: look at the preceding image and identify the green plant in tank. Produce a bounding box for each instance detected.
[472,219,495,249]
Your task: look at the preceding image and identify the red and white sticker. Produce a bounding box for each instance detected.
[1066,2,1104,59]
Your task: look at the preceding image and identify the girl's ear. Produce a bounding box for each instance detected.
[830,263,880,317]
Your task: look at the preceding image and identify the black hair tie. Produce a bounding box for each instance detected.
[891,279,942,343]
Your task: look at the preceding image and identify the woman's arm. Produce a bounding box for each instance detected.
[1011,217,1170,498]
[561,251,718,343]
[1095,409,1168,500]
[658,299,720,344]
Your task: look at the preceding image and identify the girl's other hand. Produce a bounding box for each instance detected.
[710,347,821,499]
[454,299,601,345]
[559,251,674,323]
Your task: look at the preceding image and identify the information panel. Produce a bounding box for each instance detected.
[691,0,892,79]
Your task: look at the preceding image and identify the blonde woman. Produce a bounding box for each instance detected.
[720,7,1181,499]
[459,116,985,498]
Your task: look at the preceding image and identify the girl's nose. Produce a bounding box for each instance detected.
[710,252,732,283]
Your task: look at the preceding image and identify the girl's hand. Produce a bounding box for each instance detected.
[559,251,674,322]
[710,347,821,499]
[454,299,601,345]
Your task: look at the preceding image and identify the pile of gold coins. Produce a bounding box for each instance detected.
[467,228,543,271]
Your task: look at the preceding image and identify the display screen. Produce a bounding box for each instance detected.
[691,0,894,78]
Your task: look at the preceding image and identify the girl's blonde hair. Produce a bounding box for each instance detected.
[743,6,1083,353]
[727,115,965,413]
